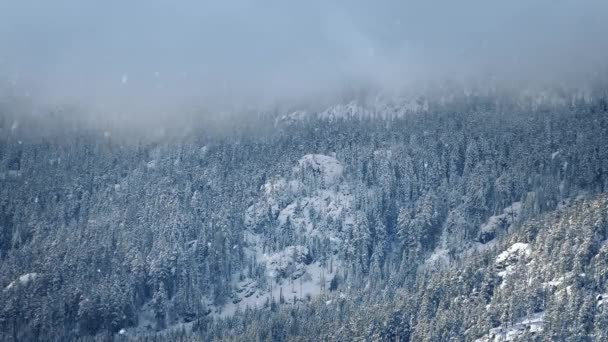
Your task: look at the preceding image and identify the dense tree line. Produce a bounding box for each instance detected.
[0,94,607,340]
[175,194,608,342]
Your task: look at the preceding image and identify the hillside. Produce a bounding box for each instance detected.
[186,193,608,342]
[0,96,607,341]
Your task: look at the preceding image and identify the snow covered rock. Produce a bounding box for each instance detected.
[318,102,370,121]
[277,189,353,234]
[274,96,428,127]
[262,177,304,196]
[244,177,304,229]
[369,96,429,118]
[264,246,312,280]
[293,154,344,188]
[597,293,608,307]
[238,153,351,317]
[495,243,531,279]
[496,243,531,266]
[4,273,38,291]
[477,312,544,341]
[246,154,351,234]
[478,202,521,244]
[274,110,309,128]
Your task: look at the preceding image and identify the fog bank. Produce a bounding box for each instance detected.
[1,0,607,123]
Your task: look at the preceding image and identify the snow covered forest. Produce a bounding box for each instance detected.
[2,1,608,340]
[1,89,608,341]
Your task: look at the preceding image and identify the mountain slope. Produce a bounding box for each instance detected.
[0,97,607,341]
[185,193,608,342]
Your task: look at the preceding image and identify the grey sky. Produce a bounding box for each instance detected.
[1,0,607,115]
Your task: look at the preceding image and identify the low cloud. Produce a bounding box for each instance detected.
[1,0,607,125]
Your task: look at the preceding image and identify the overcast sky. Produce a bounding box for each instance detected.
[1,0,607,116]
